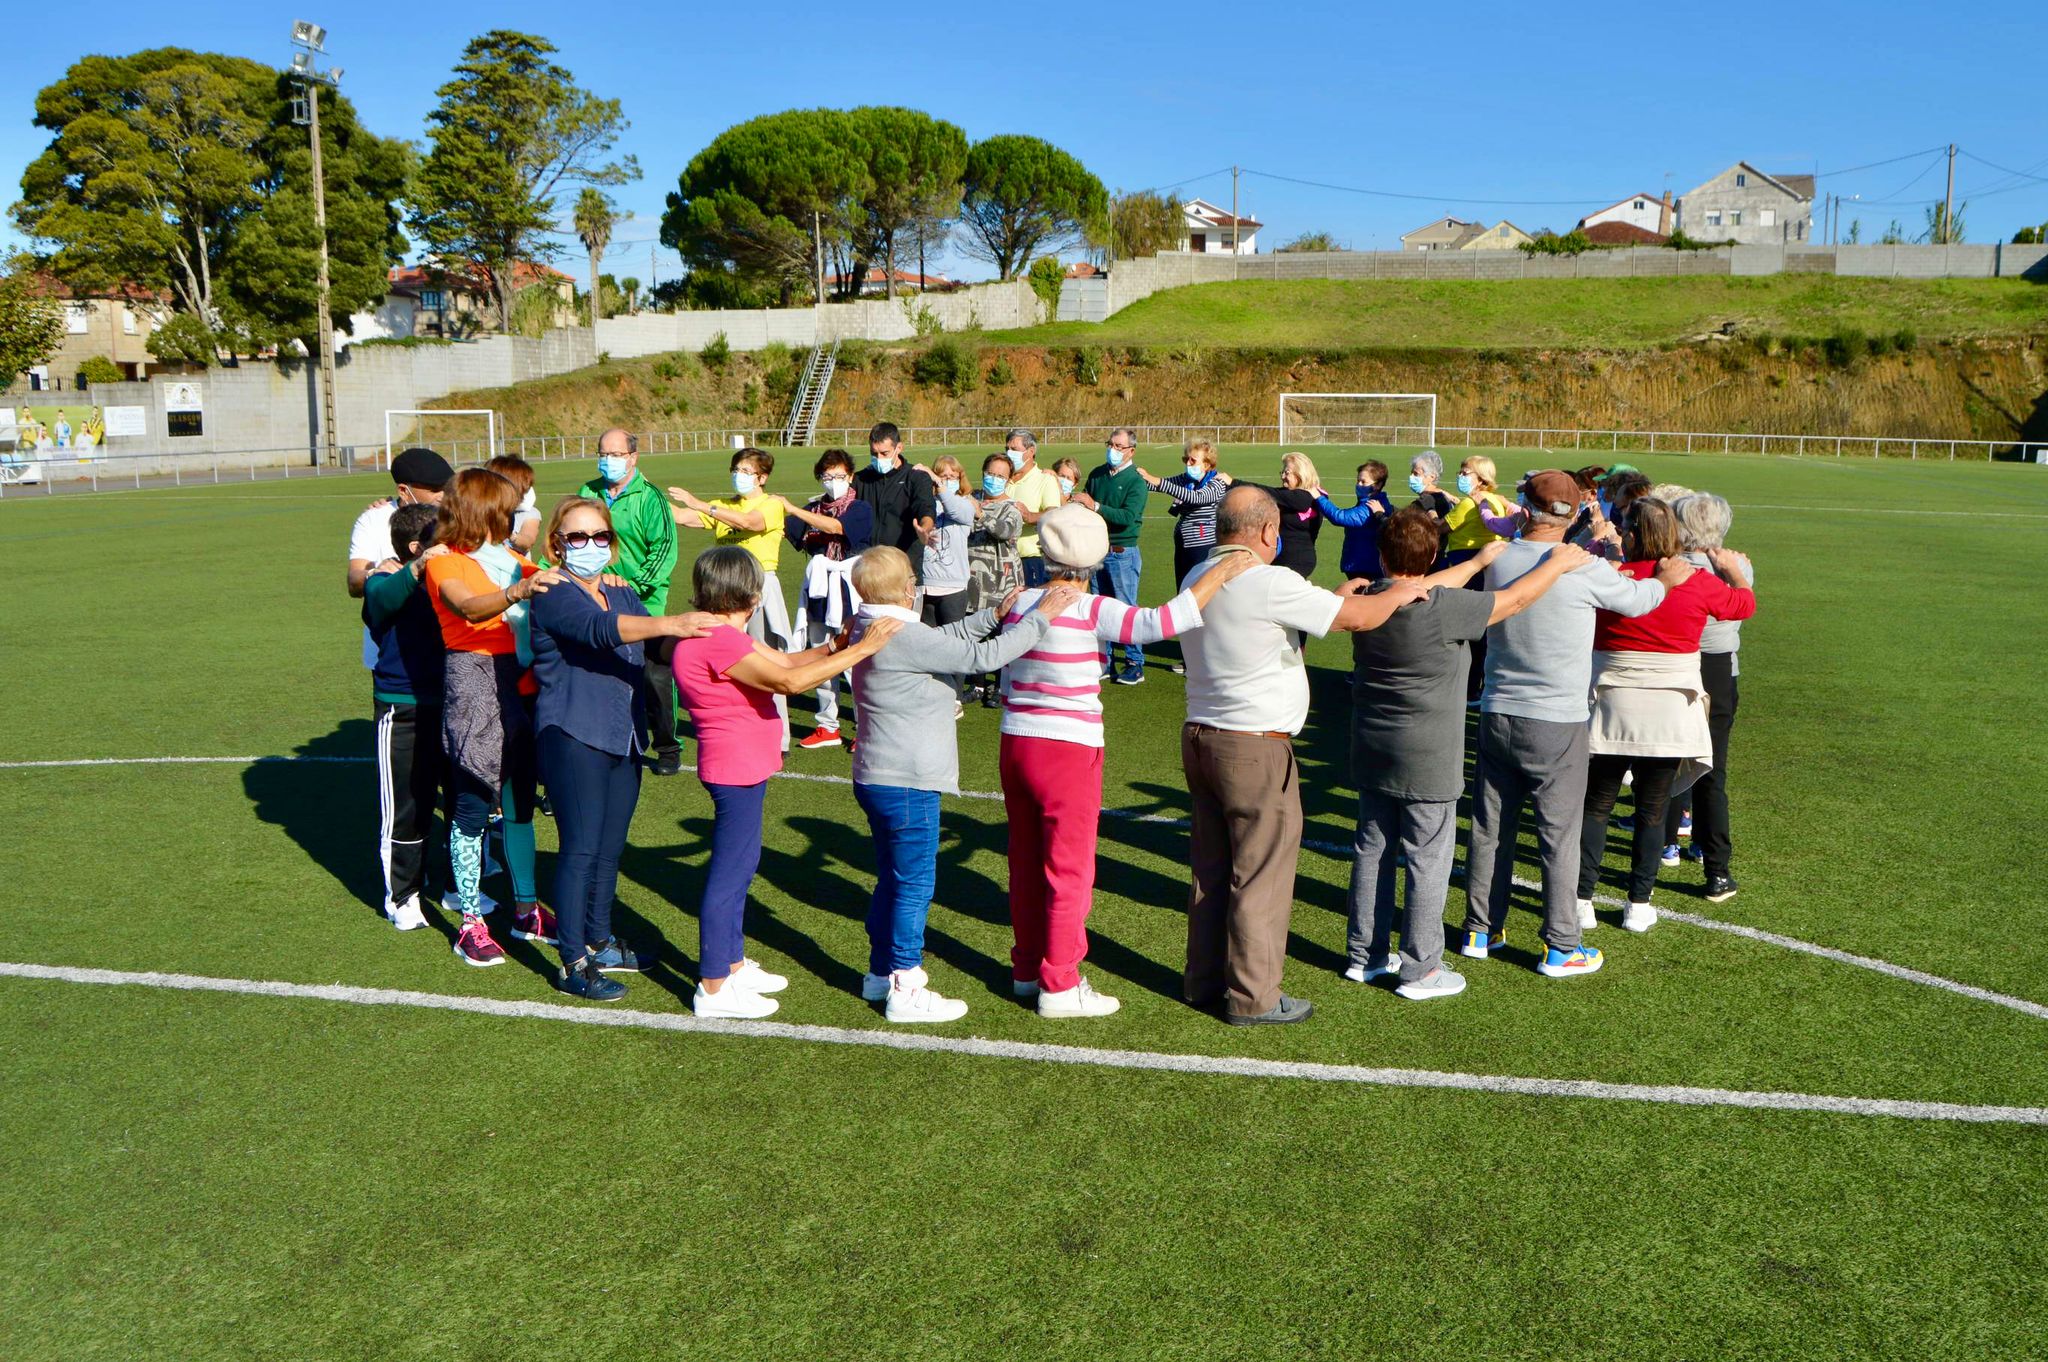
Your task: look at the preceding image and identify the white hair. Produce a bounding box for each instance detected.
[1674,493,1732,550]
[1411,449,1443,481]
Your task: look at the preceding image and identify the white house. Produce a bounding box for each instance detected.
[1578,192,1673,236]
[1183,198,1261,254]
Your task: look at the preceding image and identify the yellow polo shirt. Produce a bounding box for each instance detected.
[709,493,785,573]
[1009,463,1064,560]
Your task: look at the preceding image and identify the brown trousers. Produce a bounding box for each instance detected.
[1181,724,1305,1018]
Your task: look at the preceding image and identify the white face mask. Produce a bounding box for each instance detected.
[821,476,850,499]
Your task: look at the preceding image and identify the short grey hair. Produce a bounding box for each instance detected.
[1043,555,1103,582]
[598,427,638,455]
[1005,427,1037,453]
[1216,484,1278,541]
[691,545,763,613]
[1110,426,1137,445]
[1411,449,1442,481]
[1674,493,1731,550]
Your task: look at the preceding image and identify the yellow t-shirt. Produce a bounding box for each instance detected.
[1009,463,1064,559]
[709,493,785,572]
[1446,490,1511,553]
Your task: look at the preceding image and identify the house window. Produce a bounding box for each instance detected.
[420,289,445,310]
[1634,200,1646,211]
[1760,208,1776,227]
[1705,210,1723,227]
[122,306,137,335]
[65,303,91,334]
[1189,234,1206,252]
[1731,210,1743,227]
[1736,173,1747,188]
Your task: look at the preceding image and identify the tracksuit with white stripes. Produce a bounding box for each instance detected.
[363,565,447,916]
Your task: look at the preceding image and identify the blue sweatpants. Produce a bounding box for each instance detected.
[701,779,769,982]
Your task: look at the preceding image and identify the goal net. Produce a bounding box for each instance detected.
[1277,392,1436,450]
[384,408,499,470]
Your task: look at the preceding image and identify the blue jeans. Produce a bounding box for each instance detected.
[853,782,942,976]
[1094,546,1143,669]
[538,726,642,966]
[701,779,769,981]
[1022,557,1049,588]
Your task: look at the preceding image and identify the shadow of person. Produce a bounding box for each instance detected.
[243,719,416,929]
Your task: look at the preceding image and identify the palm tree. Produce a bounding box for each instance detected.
[574,189,617,329]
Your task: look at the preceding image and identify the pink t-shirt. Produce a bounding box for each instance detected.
[672,625,783,787]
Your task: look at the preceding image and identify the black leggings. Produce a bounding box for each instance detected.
[1580,755,1680,902]
[921,590,969,627]
[1664,653,1739,877]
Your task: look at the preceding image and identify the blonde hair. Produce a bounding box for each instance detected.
[849,545,915,608]
[1280,450,1320,489]
[932,455,965,479]
[1462,455,1498,491]
[1184,438,1217,469]
[1650,482,1696,504]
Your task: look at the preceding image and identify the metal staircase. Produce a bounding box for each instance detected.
[781,339,839,448]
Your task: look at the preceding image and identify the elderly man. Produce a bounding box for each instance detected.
[1003,427,1065,589]
[347,446,452,599]
[1460,469,1688,977]
[578,428,682,774]
[1178,485,1427,1025]
[1075,427,1149,683]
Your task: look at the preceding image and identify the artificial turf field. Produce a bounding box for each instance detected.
[3,443,2046,1360]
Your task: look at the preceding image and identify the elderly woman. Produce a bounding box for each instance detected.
[671,547,901,1018]
[1052,457,1082,502]
[917,454,977,629]
[1258,451,1325,579]
[1137,438,1232,586]
[780,449,874,751]
[528,497,719,1001]
[846,546,1079,1023]
[1444,456,1517,562]
[964,451,1024,707]
[1580,499,1757,932]
[421,468,561,967]
[1314,460,1394,581]
[668,447,792,751]
[1661,494,1751,903]
[993,503,1253,1016]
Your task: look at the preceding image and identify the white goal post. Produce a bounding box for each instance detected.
[383,409,499,470]
[1277,392,1437,449]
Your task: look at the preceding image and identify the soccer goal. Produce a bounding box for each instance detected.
[1277,392,1437,450]
[383,409,499,470]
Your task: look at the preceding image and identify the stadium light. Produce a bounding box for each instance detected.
[287,21,339,469]
[291,20,326,51]
[290,51,311,74]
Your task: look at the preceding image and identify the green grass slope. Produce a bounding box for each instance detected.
[2,447,2047,1360]
[990,276,2048,350]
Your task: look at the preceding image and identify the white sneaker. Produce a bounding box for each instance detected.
[729,959,788,994]
[693,982,779,1019]
[1395,967,1468,1001]
[1622,902,1658,933]
[1342,952,1400,983]
[387,894,429,931]
[884,969,967,1024]
[1577,899,1598,931]
[861,972,892,1002]
[1037,976,1120,1018]
[1013,979,1041,1000]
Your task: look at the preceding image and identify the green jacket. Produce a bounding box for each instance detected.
[577,471,678,613]
[1086,462,1147,547]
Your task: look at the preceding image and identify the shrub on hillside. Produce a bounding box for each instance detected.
[1027,257,1065,322]
[1074,348,1102,386]
[701,331,731,372]
[651,352,695,382]
[913,337,977,396]
[835,337,876,371]
[1519,230,1595,256]
[986,354,1015,388]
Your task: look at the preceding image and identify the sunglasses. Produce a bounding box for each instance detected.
[560,530,615,549]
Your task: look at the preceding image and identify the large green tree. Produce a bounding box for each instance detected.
[843,108,966,299]
[12,48,409,350]
[573,188,616,328]
[0,260,65,387]
[409,31,638,332]
[1086,189,1188,264]
[957,134,1104,280]
[662,109,857,307]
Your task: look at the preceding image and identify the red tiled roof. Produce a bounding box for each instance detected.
[1582,221,1669,245]
[23,270,166,305]
[1065,262,1103,278]
[824,268,956,288]
[388,260,572,294]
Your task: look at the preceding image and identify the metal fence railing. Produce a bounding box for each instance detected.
[6,422,2041,499]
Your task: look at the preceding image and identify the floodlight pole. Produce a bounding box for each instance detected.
[308,83,338,468]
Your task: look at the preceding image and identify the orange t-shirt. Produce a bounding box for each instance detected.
[422,551,534,656]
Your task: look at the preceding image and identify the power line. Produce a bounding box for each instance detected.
[1241,167,1613,208]
[1127,166,1233,197]
[1812,146,1949,179]
[1957,149,2048,185]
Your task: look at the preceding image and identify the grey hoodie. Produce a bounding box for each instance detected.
[1481,539,1665,724]
[848,604,1051,793]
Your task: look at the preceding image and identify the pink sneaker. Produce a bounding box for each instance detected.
[454,916,506,967]
[511,902,558,945]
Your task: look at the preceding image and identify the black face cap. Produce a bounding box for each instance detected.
[391,447,453,489]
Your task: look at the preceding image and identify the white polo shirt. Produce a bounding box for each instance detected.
[1179,551,1343,735]
[349,499,398,668]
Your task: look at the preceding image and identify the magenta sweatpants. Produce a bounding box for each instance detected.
[1000,733,1105,992]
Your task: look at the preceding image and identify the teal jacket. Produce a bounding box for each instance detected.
[1086,462,1147,548]
[577,471,678,614]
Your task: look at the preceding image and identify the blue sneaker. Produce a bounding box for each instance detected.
[1680,844,1704,863]
[1538,945,1604,979]
[1113,664,1145,686]
[1612,815,1634,833]
[590,937,643,973]
[557,957,627,1001]
[1660,843,1682,867]
[1677,812,1694,839]
[1457,927,1505,960]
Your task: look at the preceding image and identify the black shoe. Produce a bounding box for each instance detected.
[960,683,982,704]
[1703,875,1739,904]
[557,956,626,1002]
[650,750,683,777]
[537,790,553,817]
[980,686,1001,709]
[1225,994,1313,1026]
[590,937,643,973]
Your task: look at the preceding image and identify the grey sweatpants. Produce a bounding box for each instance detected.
[1463,712,1589,953]
[1346,790,1457,982]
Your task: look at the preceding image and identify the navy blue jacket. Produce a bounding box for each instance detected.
[362,567,445,706]
[529,580,650,757]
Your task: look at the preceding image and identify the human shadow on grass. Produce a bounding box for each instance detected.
[243,719,411,930]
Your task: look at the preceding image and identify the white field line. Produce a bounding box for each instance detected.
[6,753,2044,1024]
[1730,503,2048,520]
[2,960,2040,1126]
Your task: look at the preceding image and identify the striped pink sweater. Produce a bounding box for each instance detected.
[997,588,1203,747]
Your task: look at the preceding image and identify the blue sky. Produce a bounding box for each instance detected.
[5,0,2046,287]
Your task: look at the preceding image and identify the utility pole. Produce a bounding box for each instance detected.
[813,210,825,304]
[1231,165,1241,255]
[1942,143,1956,244]
[289,22,340,467]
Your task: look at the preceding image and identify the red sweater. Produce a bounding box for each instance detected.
[1594,561,1756,654]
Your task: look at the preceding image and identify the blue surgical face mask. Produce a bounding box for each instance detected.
[1456,473,1475,496]
[731,470,757,496]
[1408,474,1427,495]
[1185,463,1210,484]
[1107,444,1126,468]
[982,473,1007,497]
[598,455,629,486]
[873,453,897,474]
[563,543,611,579]
[939,477,959,497]
[1057,476,1076,496]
